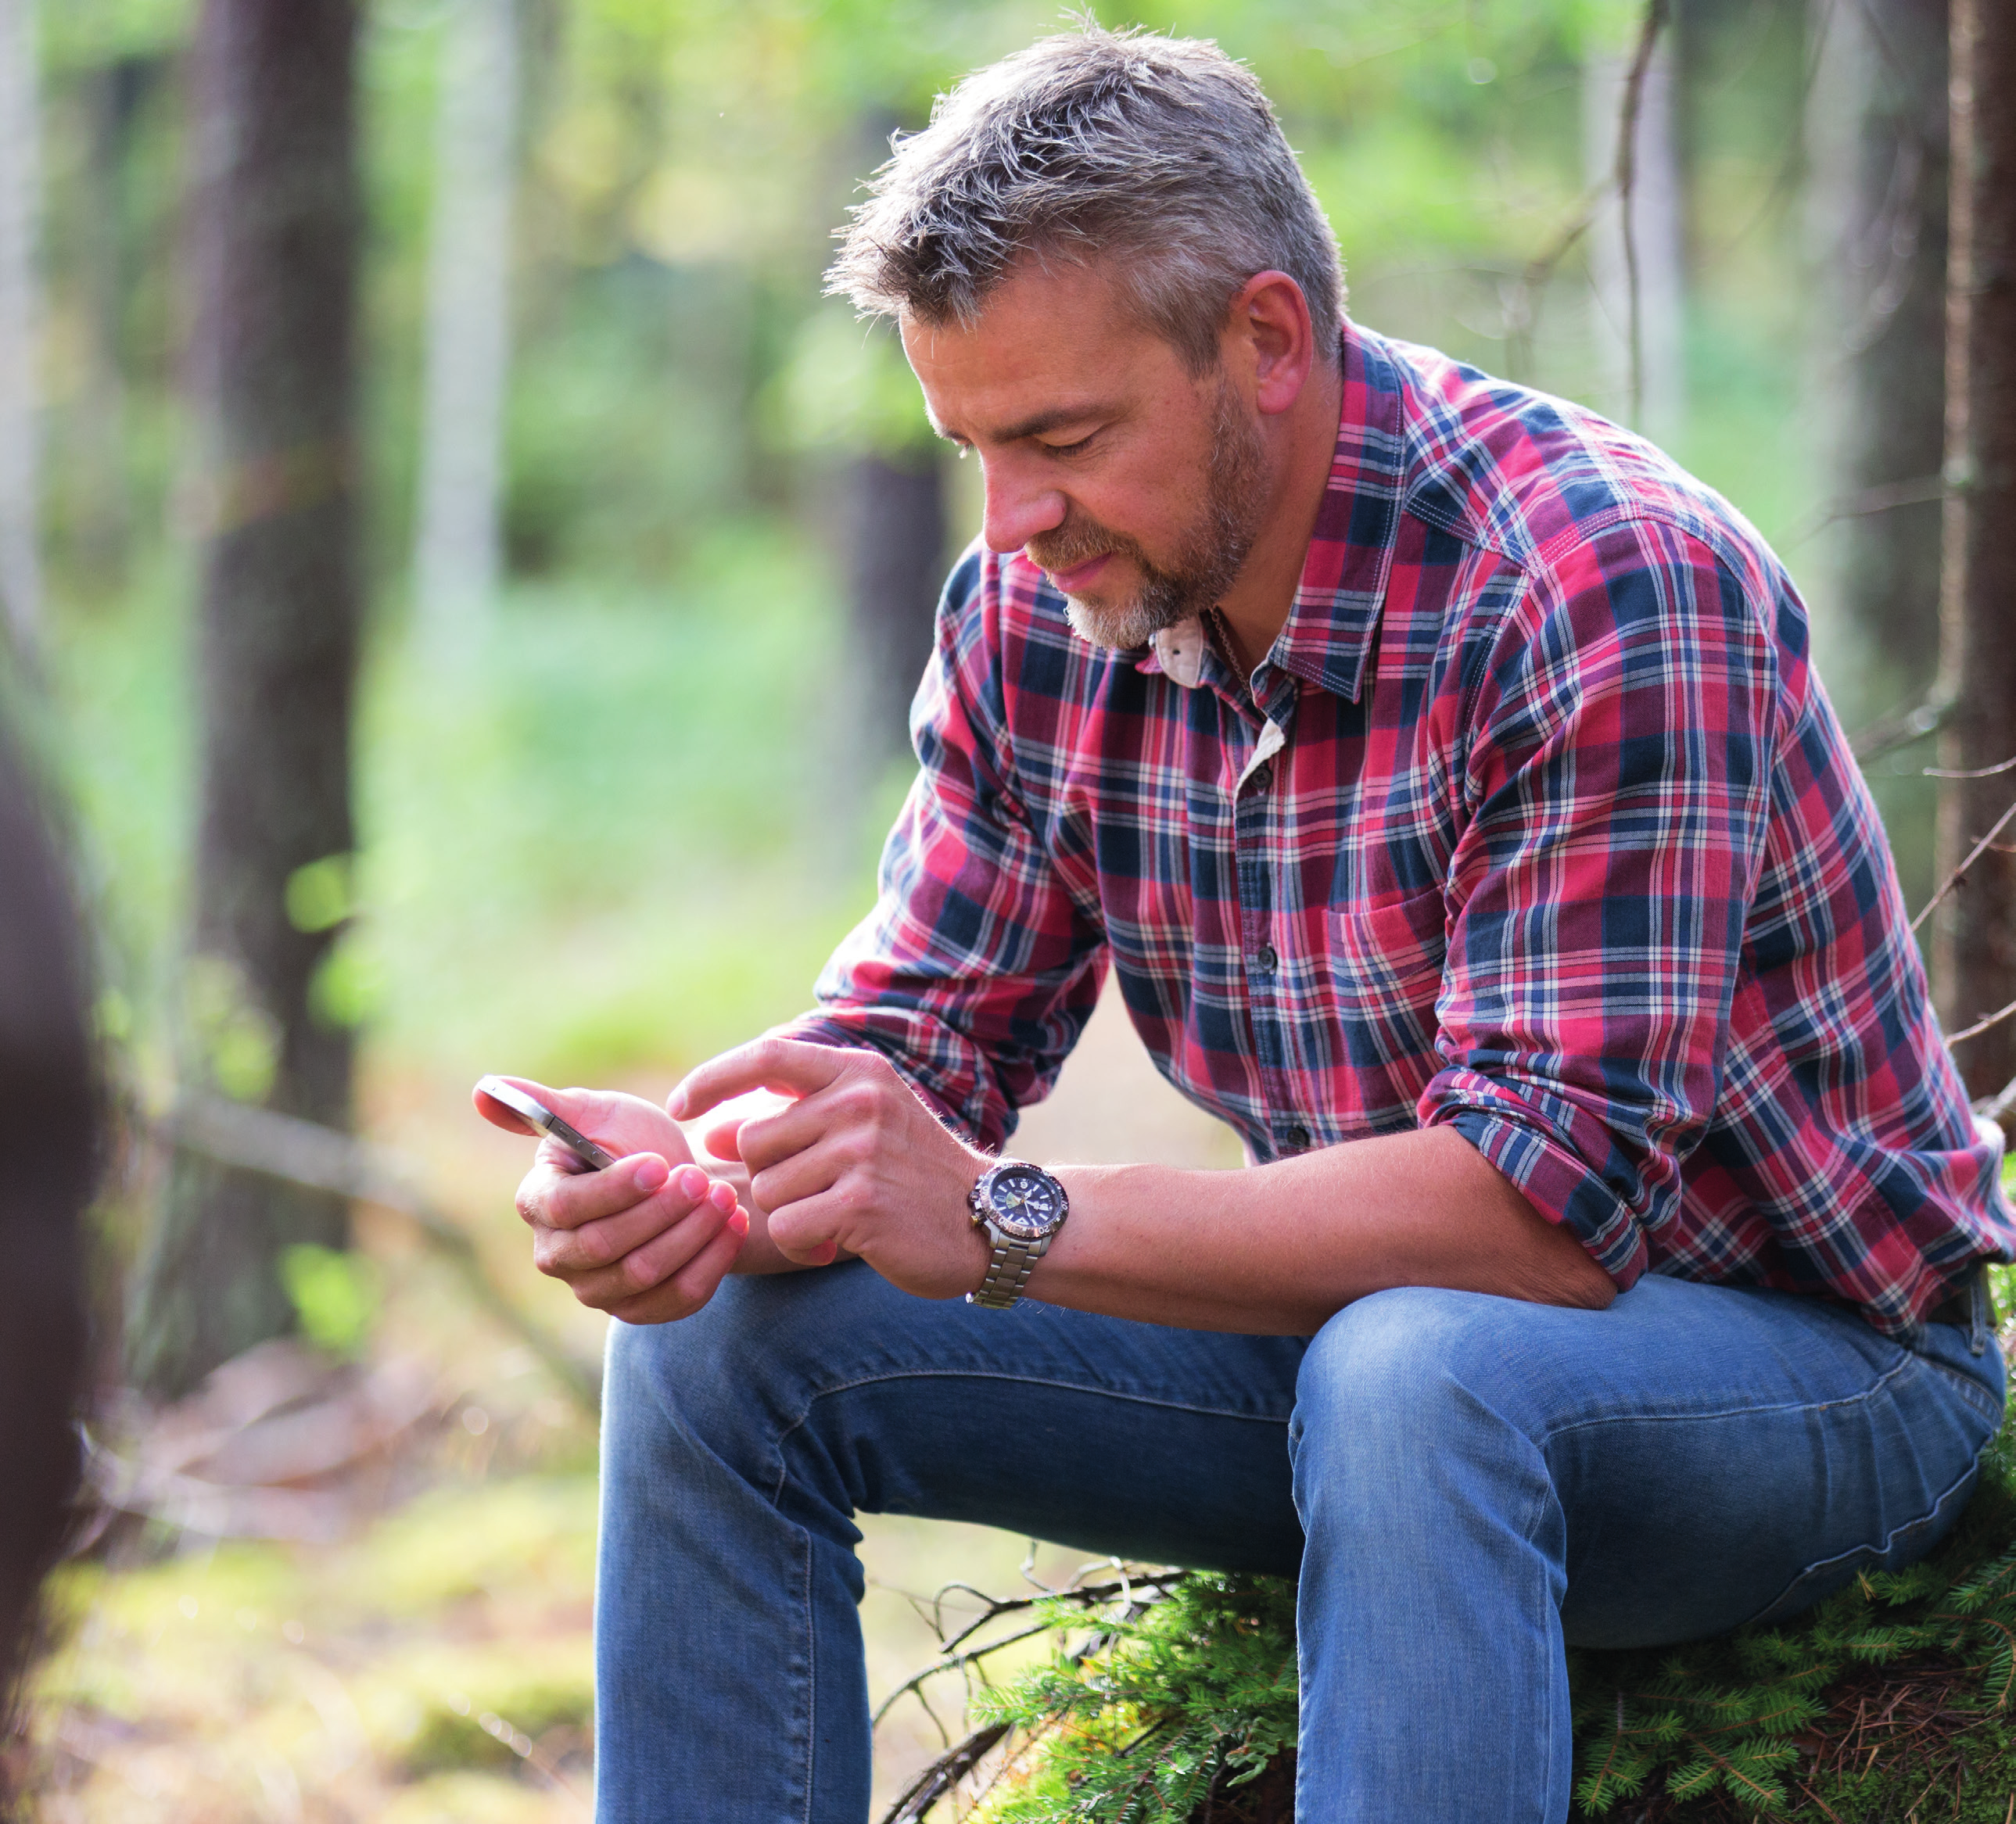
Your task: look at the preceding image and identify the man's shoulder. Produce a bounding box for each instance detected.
[1367,330,1772,593]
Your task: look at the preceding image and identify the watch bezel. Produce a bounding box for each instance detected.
[970,1159,1069,1242]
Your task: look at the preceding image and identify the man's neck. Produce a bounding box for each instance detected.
[1213,356,1346,679]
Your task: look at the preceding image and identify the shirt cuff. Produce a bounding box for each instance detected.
[1421,1070,1652,1290]
[766,1011,989,1144]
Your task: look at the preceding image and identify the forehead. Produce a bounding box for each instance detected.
[899,259,1188,440]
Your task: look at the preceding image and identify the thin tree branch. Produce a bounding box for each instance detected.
[1949,998,2016,1049]
[877,1722,1011,1824]
[1850,688,1954,765]
[1911,796,2016,934]
[152,1091,603,1411]
[1781,473,1948,550]
[1925,752,2016,781]
[1976,1071,2016,1125]
[1616,0,1672,427]
[1504,0,1669,381]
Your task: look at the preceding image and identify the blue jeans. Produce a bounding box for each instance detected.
[594,1262,2003,1823]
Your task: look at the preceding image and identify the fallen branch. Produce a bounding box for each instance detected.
[155,1092,601,1412]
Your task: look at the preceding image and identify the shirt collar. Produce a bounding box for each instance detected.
[1139,322,1407,704]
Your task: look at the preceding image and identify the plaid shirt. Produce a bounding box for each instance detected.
[785,324,2013,1337]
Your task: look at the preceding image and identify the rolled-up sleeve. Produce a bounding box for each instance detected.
[774,553,1106,1150]
[1418,517,1779,1288]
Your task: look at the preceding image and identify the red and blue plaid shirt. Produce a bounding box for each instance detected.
[785,323,2013,1337]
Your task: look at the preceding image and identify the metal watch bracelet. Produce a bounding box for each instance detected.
[968,1234,1049,1310]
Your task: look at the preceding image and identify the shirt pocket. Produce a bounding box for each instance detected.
[1330,887,1448,1045]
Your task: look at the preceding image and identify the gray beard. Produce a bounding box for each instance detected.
[1052,381,1269,652]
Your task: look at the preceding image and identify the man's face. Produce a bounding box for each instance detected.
[900,260,1271,650]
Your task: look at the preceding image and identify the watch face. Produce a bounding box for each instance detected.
[985,1164,1064,1239]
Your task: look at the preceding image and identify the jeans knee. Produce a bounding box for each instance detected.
[1290,1287,1544,1491]
[604,1268,849,1484]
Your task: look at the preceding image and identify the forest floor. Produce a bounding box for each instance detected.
[22,983,1238,1822]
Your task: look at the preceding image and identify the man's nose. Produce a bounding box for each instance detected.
[979,460,1067,554]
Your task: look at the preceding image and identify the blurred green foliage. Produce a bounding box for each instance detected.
[280,1244,383,1356]
[24,0,1838,1107]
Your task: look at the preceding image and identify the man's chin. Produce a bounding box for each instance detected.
[1063,593,1170,652]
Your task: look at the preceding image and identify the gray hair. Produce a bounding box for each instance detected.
[826,25,1344,374]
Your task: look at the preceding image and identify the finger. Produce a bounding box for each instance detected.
[734,1092,843,1176]
[520,1151,673,1232]
[759,1175,853,1267]
[698,1114,745,1161]
[608,1209,751,1325]
[748,1145,843,1228]
[670,1038,851,1121]
[567,1188,743,1310]
[533,1164,716,1276]
[474,1073,562,1138]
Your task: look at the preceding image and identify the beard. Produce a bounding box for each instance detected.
[1026,374,1270,652]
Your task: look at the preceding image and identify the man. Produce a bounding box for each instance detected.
[482,27,2014,1822]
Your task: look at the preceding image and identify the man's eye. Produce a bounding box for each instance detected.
[1042,432,1099,457]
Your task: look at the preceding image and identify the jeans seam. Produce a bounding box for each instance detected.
[1537,1345,1921,1444]
[769,1370,1292,1505]
[1743,1441,1989,1627]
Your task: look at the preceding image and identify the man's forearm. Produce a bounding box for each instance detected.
[1029,1124,1615,1333]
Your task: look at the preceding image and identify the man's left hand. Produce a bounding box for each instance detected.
[670,1040,994,1300]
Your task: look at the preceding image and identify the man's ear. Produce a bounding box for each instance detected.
[1226,271,1317,416]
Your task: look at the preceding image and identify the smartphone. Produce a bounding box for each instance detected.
[475,1076,622,1173]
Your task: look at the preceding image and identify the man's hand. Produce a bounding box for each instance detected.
[671,1040,993,1301]
[474,1077,749,1324]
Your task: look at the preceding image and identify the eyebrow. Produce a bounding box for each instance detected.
[931,403,1117,446]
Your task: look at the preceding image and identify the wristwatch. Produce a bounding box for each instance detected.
[966,1159,1070,1310]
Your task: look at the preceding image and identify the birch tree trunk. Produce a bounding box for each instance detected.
[1932,0,2016,1100]
[127,0,364,1396]
[1583,34,1685,443]
[0,0,42,662]
[412,0,518,641]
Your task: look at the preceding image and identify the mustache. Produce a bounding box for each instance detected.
[1026,513,1143,577]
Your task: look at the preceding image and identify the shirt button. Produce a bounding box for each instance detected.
[1254,943,1279,974]
[1283,1123,1311,1152]
[1244,762,1273,795]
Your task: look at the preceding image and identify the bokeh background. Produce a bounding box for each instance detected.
[0,0,1996,1817]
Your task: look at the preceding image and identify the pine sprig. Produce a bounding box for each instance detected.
[949,1410,2016,1822]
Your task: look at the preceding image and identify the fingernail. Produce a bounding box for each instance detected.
[728,1209,750,1237]
[633,1157,669,1195]
[667,1086,690,1118]
[674,1165,708,1200]
[708,1181,736,1213]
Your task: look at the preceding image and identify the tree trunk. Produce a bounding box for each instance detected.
[845,446,946,772]
[411,0,518,641]
[1932,0,2016,1100]
[67,58,154,594]
[127,0,364,1396]
[1583,31,1685,443]
[0,0,41,663]
[1833,0,1949,708]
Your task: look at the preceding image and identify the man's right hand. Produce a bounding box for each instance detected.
[475,1078,751,1324]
